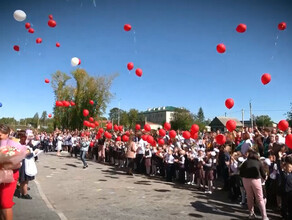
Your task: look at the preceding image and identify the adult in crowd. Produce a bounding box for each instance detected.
[126,135,136,175]
[240,149,269,220]
[0,124,22,220]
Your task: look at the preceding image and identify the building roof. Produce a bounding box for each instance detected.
[142,106,177,114]
[210,117,243,127]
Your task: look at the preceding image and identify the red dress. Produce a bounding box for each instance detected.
[0,170,19,209]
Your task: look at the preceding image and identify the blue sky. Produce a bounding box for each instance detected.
[0,0,291,122]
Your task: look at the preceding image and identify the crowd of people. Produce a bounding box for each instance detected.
[1,124,292,220]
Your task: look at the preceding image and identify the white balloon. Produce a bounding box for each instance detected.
[71,57,79,66]
[13,10,26,22]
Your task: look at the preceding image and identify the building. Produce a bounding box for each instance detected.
[141,106,177,125]
[209,117,243,132]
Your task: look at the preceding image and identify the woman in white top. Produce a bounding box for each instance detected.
[241,133,252,157]
[56,133,63,156]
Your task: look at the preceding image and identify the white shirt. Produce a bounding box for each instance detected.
[136,139,146,154]
[165,153,174,164]
[241,139,252,155]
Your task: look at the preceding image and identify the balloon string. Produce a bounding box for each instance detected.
[133,30,138,54]
[270,33,279,61]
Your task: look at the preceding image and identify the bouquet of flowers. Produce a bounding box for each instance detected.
[0,139,27,183]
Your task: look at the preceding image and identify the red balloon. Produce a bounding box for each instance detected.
[118,125,123,131]
[144,124,151,132]
[191,132,198,140]
[124,24,132,31]
[89,117,94,122]
[261,73,271,85]
[78,59,81,65]
[95,133,102,139]
[91,123,96,128]
[83,120,90,127]
[36,38,42,44]
[105,131,112,139]
[217,43,226,53]
[89,100,94,105]
[48,114,52,118]
[135,124,141,130]
[169,130,177,139]
[83,109,89,117]
[278,120,289,131]
[94,121,99,127]
[90,142,94,147]
[183,131,191,139]
[56,42,60,47]
[216,134,226,145]
[56,101,62,107]
[106,123,112,130]
[65,101,70,107]
[25,23,31,29]
[70,101,75,106]
[226,120,236,132]
[225,98,234,109]
[151,141,157,147]
[28,28,34,33]
[142,134,148,141]
[164,122,171,131]
[116,136,121,141]
[127,62,134,71]
[158,138,165,146]
[48,14,53,20]
[48,20,57,28]
[191,124,199,133]
[285,134,292,149]
[125,131,130,136]
[135,68,143,77]
[236,23,247,33]
[114,124,119,131]
[278,22,287,31]
[98,128,104,134]
[45,79,50,83]
[13,45,19,51]
[122,135,129,142]
[147,135,154,144]
[159,129,166,137]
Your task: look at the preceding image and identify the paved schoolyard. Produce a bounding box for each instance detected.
[13,152,281,220]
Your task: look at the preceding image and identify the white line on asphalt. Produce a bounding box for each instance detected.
[34,180,68,220]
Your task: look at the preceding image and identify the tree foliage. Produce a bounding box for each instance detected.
[52,69,117,130]
[255,115,273,127]
[171,108,195,131]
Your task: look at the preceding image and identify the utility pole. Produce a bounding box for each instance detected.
[249,101,253,129]
[241,109,244,127]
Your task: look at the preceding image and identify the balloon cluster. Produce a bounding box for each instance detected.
[55,100,74,107]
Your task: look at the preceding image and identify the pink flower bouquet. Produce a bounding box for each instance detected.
[0,139,27,183]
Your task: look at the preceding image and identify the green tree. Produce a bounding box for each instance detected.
[51,69,117,130]
[128,109,139,129]
[40,111,47,126]
[109,107,123,125]
[196,107,205,123]
[33,113,39,128]
[0,118,17,126]
[255,115,273,127]
[120,111,129,128]
[171,108,195,131]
